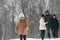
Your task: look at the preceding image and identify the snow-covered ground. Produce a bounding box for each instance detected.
[10,38,60,40]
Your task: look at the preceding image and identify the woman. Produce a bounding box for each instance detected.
[39,14,48,40]
[15,13,29,40]
[51,14,59,38]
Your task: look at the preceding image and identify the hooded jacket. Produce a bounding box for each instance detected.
[15,13,29,35]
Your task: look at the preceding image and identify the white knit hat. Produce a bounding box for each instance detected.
[19,12,25,19]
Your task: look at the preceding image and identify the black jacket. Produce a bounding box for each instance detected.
[51,18,59,31]
[45,14,52,28]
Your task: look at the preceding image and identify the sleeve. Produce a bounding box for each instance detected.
[25,22,29,31]
[57,19,59,29]
[40,18,46,25]
[45,16,47,22]
[15,23,19,33]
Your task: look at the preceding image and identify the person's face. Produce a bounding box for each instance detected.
[46,12,49,15]
[20,17,24,20]
[53,16,56,19]
[42,16,45,19]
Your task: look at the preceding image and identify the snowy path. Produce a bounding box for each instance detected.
[10,38,60,40]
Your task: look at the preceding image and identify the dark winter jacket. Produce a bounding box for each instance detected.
[45,14,52,28]
[51,18,59,31]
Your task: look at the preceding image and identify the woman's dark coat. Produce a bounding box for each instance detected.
[51,18,59,31]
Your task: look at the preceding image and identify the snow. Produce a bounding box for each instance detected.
[10,38,60,40]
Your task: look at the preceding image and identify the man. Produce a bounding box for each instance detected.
[45,10,52,38]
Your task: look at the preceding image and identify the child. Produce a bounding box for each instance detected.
[15,13,29,40]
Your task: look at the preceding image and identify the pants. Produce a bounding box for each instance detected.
[47,27,51,38]
[41,30,45,40]
[20,35,26,40]
[52,30,58,38]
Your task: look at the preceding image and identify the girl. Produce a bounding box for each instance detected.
[15,13,29,40]
[51,14,59,38]
[39,14,48,40]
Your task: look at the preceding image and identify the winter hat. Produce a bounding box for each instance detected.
[19,12,25,19]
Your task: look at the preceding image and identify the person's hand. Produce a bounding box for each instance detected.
[26,27,29,31]
[15,30,18,33]
[46,22,48,24]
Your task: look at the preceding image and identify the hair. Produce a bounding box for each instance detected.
[45,10,49,13]
[41,14,45,17]
[41,14,45,20]
[53,14,56,16]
